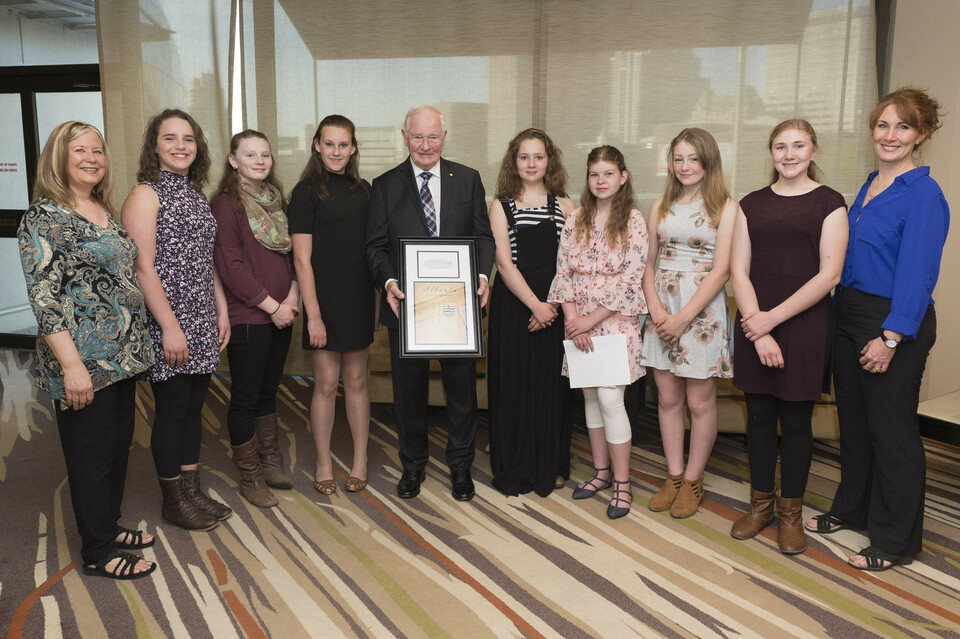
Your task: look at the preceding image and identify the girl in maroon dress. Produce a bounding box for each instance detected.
[729,119,847,553]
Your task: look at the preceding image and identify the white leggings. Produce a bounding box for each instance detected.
[582,385,631,445]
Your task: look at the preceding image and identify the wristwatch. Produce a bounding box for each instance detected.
[881,332,900,349]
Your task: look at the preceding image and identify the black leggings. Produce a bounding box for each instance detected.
[744,392,814,498]
[150,373,212,478]
[224,323,291,446]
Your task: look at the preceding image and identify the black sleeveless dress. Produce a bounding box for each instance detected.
[488,196,572,497]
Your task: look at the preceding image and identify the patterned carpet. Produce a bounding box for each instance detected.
[1,348,959,638]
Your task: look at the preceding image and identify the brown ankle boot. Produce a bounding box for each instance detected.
[731,488,776,539]
[232,437,278,508]
[181,469,232,521]
[254,414,292,489]
[670,475,704,519]
[776,494,807,554]
[649,472,683,512]
[159,476,219,531]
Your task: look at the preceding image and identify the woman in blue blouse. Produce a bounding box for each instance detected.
[805,88,949,571]
[18,122,157,580]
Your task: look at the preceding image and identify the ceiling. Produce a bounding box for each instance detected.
[2,0,96,29]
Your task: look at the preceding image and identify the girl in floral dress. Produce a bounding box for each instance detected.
[548,145,648,519]
[640,128,737,519]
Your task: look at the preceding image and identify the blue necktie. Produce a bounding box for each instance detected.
[419,171,438,237]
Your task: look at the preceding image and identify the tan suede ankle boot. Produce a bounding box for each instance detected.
[649,472,683,512]
[670,475,704,519]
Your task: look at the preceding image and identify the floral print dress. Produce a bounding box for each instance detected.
[639,199,733,379]
[548,207,648,382]
[141,170,221,382]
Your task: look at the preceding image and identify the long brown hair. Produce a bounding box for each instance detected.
[657,128,728,226]
[136,109,210,192]
[575,145,636,250]
[494,128,568,200]
[299,114,365,199]
[213,129,285,211]
[33,121,116,217]
[767,119,822,184]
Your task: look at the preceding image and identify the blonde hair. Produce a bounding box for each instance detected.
[33,121,116,217]
[767,119,822,184]
[575,145,636,250]
[657,128,728,226]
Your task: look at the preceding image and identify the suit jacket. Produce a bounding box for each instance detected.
[365,157,496,328]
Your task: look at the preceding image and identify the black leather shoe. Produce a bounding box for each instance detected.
[397,469,426,499]
[450,465,475,501]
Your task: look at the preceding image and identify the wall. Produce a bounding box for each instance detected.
[0,6,98,66]
[889,0,960,400]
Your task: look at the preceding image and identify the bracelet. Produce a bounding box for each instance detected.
[270,302,282,315]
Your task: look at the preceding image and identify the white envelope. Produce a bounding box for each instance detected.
[562,334,631,388]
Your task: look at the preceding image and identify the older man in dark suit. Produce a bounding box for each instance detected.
[365,105,495,501]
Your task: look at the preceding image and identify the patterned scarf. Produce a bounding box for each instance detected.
[240,182,291,253]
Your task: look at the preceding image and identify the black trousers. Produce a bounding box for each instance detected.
[387,327,477,471]
[743,393,814,498]
[224,323,292,446]
[55,378,136,565]
[828,286,936,556]
[149,373,212,478]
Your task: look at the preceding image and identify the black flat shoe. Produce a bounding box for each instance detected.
[451,465,475,501]
[397,469,426,499]
[848,546,913,572]
[572,466,611,500]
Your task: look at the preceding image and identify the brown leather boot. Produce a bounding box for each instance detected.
[649,472,683,512]
[776,494,807,554]
[159,476,219,531]
[670,475,704,519]
[254,414,293,489]
[181,469,232,521]
[730,488,776,539]
[232,436,278,508]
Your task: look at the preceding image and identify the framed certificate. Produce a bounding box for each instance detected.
[398,237,484,358]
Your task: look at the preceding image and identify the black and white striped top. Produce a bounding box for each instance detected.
[502,196,565,265]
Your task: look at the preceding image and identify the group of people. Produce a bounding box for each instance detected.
[17,86,948,582]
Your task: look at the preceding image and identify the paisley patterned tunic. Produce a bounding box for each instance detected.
[639,199,733,379]
[18,197,154,403]
[548,207,648,382]
[141,170,221,381]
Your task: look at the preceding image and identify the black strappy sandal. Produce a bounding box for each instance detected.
[83,550,156,580]
[572,466,612,500]
[115,526,155,550]
[848,546,913,572]
[803,513,850,535]
[606,480,633,519]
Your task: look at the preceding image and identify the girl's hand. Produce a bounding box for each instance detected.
[740,310,776,342]
[565,315,596,338]
[162,325,189,367]
[308,317,327,349]
[655,313,689,345]
[573,333,593,352]
[528,316,546,332]
[755,334,784,368]
[217,314,231,351]
[530,301,558,327]
[271,302,298,329]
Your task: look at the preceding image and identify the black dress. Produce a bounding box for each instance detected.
[488,196,572,497]
[288,173,375,351]
[733,185,846,401]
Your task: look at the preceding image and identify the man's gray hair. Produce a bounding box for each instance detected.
[402,105,446,133]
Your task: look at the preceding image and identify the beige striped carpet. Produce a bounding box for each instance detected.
[1,348,959,638]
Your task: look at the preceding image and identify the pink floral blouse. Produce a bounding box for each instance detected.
[548,207,648,382]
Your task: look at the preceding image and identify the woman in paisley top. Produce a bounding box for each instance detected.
[123,110,232,532]
[640,128,737,519]
[18,121,156,580]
